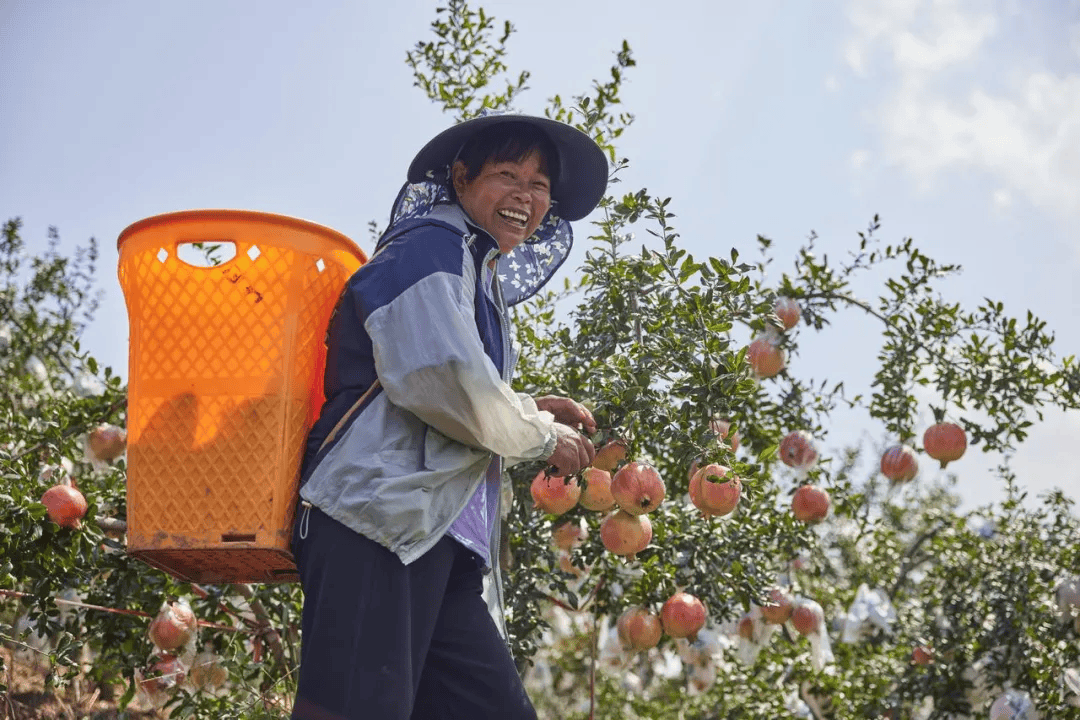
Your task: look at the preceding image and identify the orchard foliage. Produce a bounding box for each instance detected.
[1,2,1079,718]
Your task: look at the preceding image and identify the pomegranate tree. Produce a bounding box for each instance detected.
[578,467,615,511]
[791,485,830,524]
[661,592,707,640]
[922,421,967,468]
[880,445,919,485]
[779,430,818,474]
[616,606,663,652]
[611,461,665,515]
[599,509,652,560]
[687,463,741,518]
[531,471,581,515]
[40,481,88,529]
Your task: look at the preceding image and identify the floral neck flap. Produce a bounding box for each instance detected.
[383,165,574,306]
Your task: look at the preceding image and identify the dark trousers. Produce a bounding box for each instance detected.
[290,505,537,720]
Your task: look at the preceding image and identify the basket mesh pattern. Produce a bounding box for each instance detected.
[119,212,363,583]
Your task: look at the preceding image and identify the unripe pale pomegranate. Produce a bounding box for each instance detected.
[774,296,801,330]
[611,462,665,515]
[780,430,818,473]
[760,587,794,624]
[747,335,785,379]
[923,422,966,469]
[688,463,741,518]
[87,424,127,463]
[578,467,615,511]
[552,518,588,551]
[600,509,652,560]
[709,418,740,452]
[591,439,627,472]
[148,599,198,652]
[616,607,663,651]
[792,485,830,524]
[531,472,580,515]
[880,445,919,485]
[41,483,88,529]
[189,649,229,690]
[791,601,823,636]
[661,592,707,640]
[911,645,934,666]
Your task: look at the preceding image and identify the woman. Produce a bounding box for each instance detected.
[290,112,609,720]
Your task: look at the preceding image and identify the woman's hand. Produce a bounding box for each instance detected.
[535,395,597,436]
[546,423,596,477]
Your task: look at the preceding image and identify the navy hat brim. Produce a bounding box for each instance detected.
[407,114,609,222]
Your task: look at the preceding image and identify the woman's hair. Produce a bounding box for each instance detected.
[455,121,560,190]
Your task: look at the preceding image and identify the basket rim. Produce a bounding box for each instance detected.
[116,209,367,261]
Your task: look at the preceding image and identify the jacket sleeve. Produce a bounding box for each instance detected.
[359,229,558,465]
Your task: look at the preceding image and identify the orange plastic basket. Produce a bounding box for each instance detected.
[117,210,366,583]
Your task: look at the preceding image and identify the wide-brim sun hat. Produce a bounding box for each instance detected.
[407,113,609,222]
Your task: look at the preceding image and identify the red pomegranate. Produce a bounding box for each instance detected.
[747,335,785,379]
[791,485,830,524]
[791,600,823,636]
[688,464,741,518]
[531,472,581,515]
[737,613,756,640]
[552,518,588,551]
[880,445,919,485]
[87,424,127,463]
[600,510,652,560]
[41,483,88,529]
[709,418,740,453]
[922,422,966,469]
[148,599,198,652]
[591,439,627,472]
[774,296,801,330]
[611,462,666,515]
[137,653,187,700]
[911,645,934,666]
[760,587,794,625]
[616,607,663,651]
[578,467,616,512]
[779,430,818,473]
[661,592,707,640]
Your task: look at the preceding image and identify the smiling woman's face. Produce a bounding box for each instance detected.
[452,151,551,254]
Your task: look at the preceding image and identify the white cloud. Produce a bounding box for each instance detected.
[991,189,1012,211]
[850,149,871,170]
[844,0,1080,224]
[825,74,841,92]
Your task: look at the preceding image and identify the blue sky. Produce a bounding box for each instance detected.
[2,0,1078,510]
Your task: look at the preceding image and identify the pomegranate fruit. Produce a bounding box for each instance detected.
[779,430,818,473]
[709,418,740,452]
[737,613,755,640]
[189,648,229,690]
[148,599,198,652]
[137,653,186,703]
[41,483,87,529]
[578,467,615,511]
[530,471,580,515]
[611,461,665,515]
[600,509,652,560]
[591,439,627,472]
[688,463,741,518]
[880,445,919,485]
[552,518,588,551]
[556,551,589,579]
[661,592,707,640]
[760,587,794,624]
[911,645,934,666]
[87,423,127,463]
[616,607,663,651]
[791,600,823,636]
[774,296,801,330]
[923,422,966,468]
[747,334,785,379]
[791,485,830,524]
